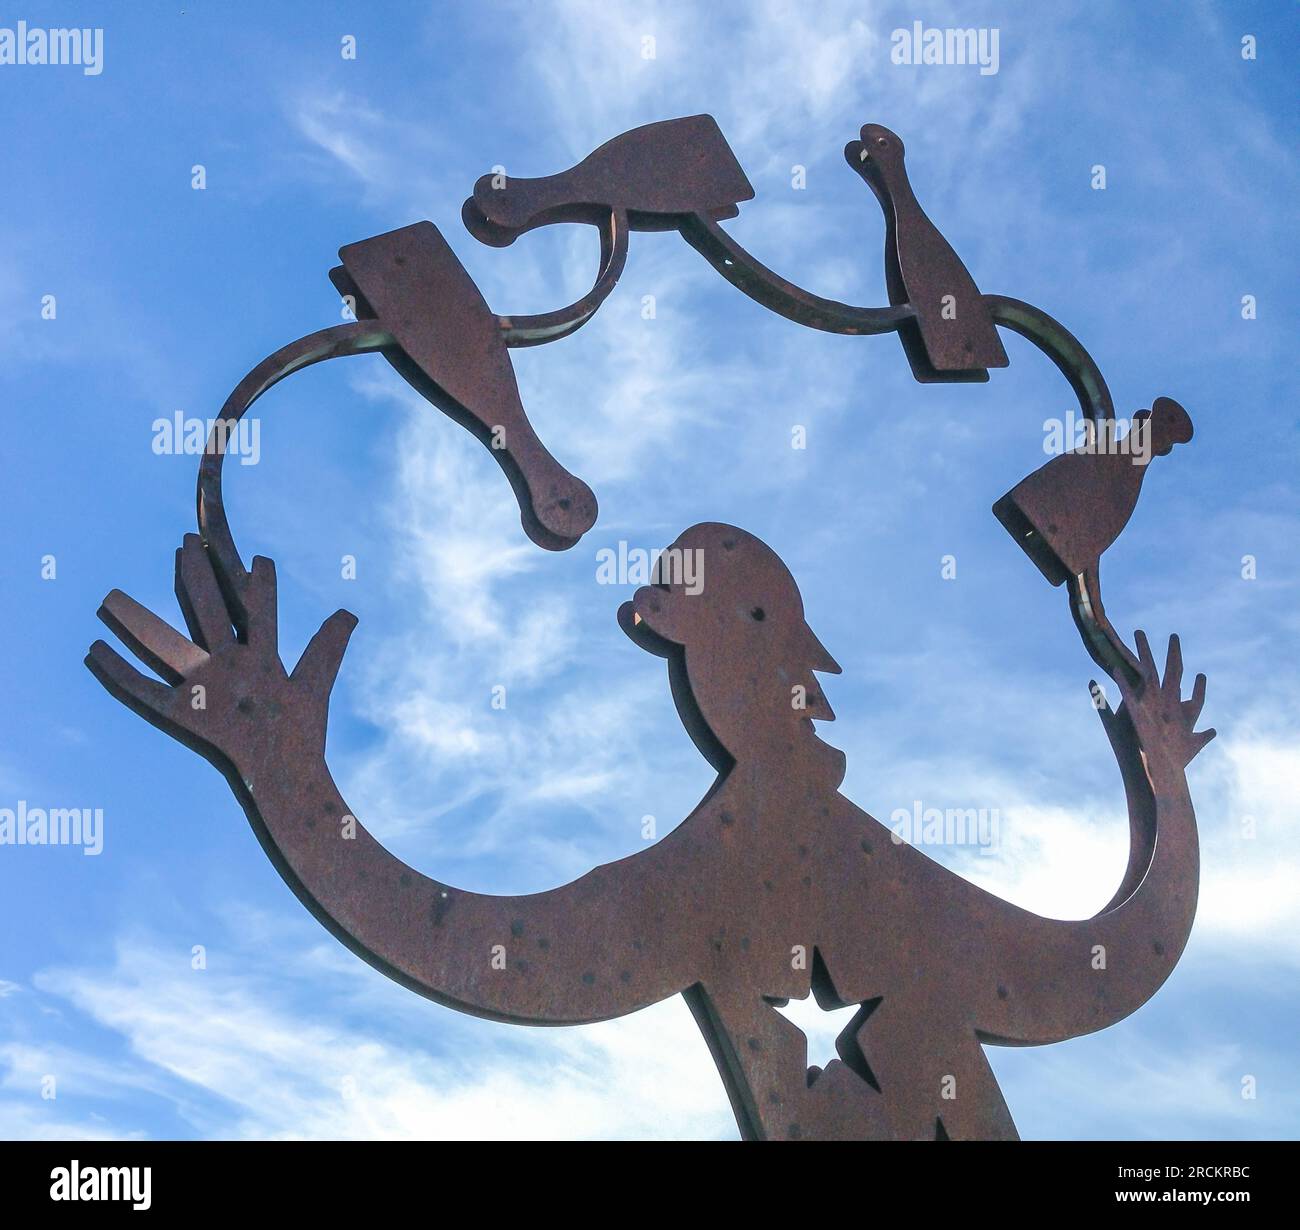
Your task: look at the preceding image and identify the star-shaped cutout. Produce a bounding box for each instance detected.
[770,992,881,1087]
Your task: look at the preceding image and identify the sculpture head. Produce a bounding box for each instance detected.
[845,123,907,200]
[1135,396,1194,458]
[618,523,843,776]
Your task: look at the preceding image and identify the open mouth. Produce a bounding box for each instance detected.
[853,141,885,180]
[460,196,517,248]
[617,589,675,657]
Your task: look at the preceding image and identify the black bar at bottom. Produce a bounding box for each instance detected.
[4,1138,1288,1217]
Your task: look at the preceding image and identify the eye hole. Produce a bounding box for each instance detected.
[750,607,766,622]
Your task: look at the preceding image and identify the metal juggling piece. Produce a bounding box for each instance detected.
[846,123,1009,381]
[995,397,1194,586]
[994,396,1195,683]
[462,114,754,245]
[330,222,597,550]
[87,115,1216,1141]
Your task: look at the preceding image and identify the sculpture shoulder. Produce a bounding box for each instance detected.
[825,790,1009,906]
[552,773,738,894]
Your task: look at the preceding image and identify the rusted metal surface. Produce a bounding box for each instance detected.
[463,114,753,242]
[847,123,1008,380]
[995,396,1195,685]
[493,207,628,348]
[330,222,597,550]
[86,116,1215,1140]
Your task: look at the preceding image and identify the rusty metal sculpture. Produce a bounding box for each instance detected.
[86,117,1215,1140]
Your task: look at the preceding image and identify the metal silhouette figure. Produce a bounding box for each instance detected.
[86,116,1216,1140]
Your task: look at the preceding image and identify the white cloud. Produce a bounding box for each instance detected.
[289,91,454,219]
[849,720,1300,970]
[992,1031,1294,1141]
[10,932,731,1142]
[1193,729,1300,964]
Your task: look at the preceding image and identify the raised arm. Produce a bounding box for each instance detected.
[969,631,1214,1046]
[87,535,705,1025]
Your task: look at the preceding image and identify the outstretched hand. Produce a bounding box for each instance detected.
[86,534,356,773]
[1092,630,1215,772]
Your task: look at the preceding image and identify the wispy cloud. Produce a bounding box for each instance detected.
[288,91,458,220]
[993,1031,1296,1141]
[4,926,731,1141]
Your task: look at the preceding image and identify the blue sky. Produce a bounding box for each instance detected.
[0,0,1296,1140]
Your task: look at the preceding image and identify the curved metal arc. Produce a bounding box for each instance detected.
[497,209,630,347]
[1071,566,1143,687]
[983,294,1114,425]
[196,321,392,591]
[680,213,915,335]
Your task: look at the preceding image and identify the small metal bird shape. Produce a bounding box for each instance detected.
[994,397,1194,586]
[993,396,1194,683]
